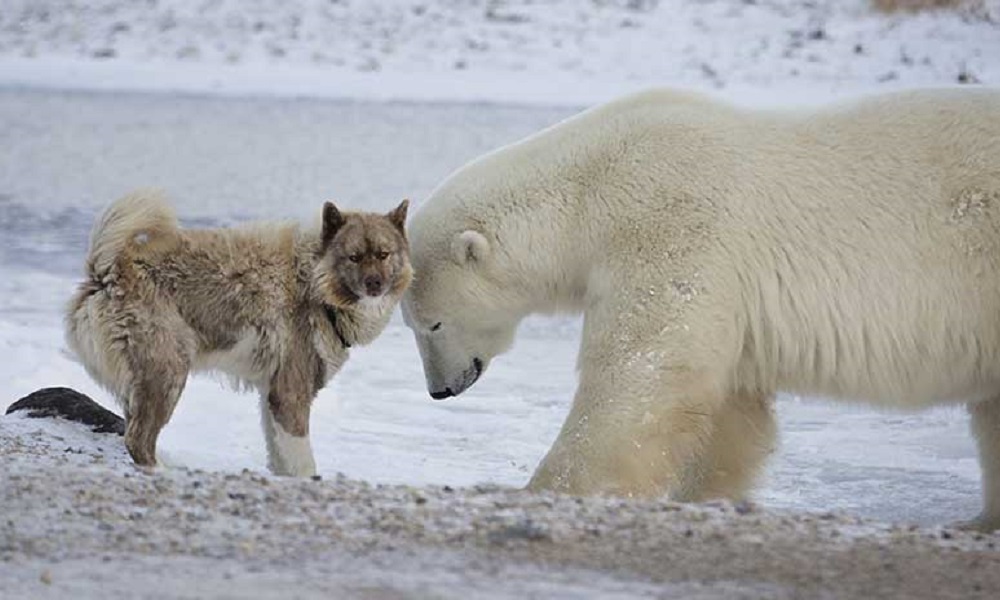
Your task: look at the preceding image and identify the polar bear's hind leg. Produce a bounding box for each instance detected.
[957,398,1000,532]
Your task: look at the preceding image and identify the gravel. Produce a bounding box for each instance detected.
[2,413,998,599]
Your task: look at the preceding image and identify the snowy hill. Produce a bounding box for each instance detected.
[0,0,997,105]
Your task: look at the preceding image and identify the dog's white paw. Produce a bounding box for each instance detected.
[266,422,317,478]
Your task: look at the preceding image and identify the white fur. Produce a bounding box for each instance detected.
[402,87,1000,529]
[260,394,317,477]
[66,296,133,402]
[452,230,490,264]
[86,188,177,277]
[193,328,273,391]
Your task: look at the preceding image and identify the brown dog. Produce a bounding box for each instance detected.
[65,190,411,476]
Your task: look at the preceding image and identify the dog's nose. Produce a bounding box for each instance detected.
[363,275,383,295]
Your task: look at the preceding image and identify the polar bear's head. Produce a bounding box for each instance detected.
[402,221,527,399]
[402,129,572,398]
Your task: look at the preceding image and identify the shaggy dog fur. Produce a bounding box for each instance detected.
[66,190,411,476]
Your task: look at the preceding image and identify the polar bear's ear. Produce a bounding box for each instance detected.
[451,230,490,265]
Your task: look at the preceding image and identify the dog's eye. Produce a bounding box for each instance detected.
[376,251,389,261]
[349,254,362,263]
[430,322,442,332]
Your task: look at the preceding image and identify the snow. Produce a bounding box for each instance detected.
[0,0,997,536]
[0,0,997,107]
[0,89,985,530]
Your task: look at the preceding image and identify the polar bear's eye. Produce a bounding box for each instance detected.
[430,322,442,332]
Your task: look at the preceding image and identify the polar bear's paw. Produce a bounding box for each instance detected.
[948,514,1000,534]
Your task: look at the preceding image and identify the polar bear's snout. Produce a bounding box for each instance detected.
[423,347,484,400]
[403,296,497,399]
[441,357,484,397]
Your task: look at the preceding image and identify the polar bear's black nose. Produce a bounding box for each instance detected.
[430,388,454,400]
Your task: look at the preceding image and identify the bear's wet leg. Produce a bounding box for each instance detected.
[956,398,1000,531]
[674,391,777,502]
[526,363,727,498]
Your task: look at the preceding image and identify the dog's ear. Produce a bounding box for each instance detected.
[321,201,345,249]
[387,199,409,234]
[451,230,490,265]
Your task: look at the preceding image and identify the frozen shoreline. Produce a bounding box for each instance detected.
[0,55,883,109]
[2,413,999,600]
[1,0,997,108]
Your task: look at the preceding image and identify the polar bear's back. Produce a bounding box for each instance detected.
[715,89,1000,408]
[792,88,1000,184]
[510,87,1000,408]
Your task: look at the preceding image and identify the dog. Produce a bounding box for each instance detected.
[65,189,411,476]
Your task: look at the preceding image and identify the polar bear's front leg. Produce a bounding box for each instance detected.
[673,391,777,502]
[527,359,728,498]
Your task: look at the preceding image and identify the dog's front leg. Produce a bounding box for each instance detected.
[259,375,317,477]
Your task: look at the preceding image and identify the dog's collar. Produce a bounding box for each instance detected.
[323,305,352,349]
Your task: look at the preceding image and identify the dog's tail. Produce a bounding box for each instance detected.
[86,189,179,278]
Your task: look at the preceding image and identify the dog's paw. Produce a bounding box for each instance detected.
[155,448,177,469]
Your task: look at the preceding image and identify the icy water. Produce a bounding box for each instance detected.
[0,89,981,526]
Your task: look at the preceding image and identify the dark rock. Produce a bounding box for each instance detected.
[487,519,551,544]
[6,387,124,435]
[957,67,980,84]
[807,28,826,41]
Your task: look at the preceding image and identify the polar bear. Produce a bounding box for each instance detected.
[402,87,1000,530]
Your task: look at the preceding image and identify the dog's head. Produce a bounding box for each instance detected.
[315,200,412,308]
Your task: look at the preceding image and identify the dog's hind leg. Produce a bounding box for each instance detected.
[122,310,193,466]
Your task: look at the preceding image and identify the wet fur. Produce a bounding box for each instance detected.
[65,189,411,475]
[404,87,1000,530]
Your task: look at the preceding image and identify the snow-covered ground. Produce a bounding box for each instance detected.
[0,0,1000,598]
[0,88,985,528]
[1,3,999,595]
[5,410,997,600]
[0,0,998,106]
